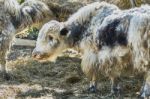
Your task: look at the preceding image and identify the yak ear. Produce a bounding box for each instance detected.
[60,28,69,36]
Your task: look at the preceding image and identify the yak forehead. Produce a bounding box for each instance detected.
[38,20,62,41]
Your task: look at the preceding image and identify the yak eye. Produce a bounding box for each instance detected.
[48,35,53,41]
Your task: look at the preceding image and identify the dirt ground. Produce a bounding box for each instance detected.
[0,46,144,99]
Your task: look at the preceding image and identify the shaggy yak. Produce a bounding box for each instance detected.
[32,2,150,98]
[0,0,52,77]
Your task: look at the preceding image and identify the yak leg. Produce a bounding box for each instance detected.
[81,51,98,93]
[0,48,10,79]
[88,73,97,93]
[0,52,7,74]
[0,34,14,79]
[110,77,123,98]
[0,51,11,80]
[140,72,150,98]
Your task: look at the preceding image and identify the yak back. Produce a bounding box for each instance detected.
[97,16,131,49]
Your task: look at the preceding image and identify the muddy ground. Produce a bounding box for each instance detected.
[0,46,144,99]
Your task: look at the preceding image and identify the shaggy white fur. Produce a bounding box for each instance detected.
[5,0,52,30]
[33,1,150,98]
[0,0,51,76]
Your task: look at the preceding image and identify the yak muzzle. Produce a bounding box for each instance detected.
[32,50,51,61]
[32,51,43,59]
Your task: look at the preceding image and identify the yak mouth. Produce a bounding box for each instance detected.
[33,53,58,63]
[32,52,51,60]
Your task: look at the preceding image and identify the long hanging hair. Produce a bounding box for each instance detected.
[4,0,53,29]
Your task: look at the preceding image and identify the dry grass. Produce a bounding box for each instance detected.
[0,47,144,99]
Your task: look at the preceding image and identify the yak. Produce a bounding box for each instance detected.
[0,0,52,78]
[32,2,150,98]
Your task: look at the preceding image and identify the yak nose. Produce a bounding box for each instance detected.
[32,51,42,59]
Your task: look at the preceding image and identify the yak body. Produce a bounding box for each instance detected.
[33,2,150,98]
[0,0,51,75]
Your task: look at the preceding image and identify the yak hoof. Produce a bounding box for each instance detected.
[140,83,150,98]
[88,85,97,93]
[111,86,123,99]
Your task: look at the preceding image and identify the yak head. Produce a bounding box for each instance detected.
[32,20,71,62]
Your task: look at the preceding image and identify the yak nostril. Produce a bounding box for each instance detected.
[36,54,42,59]
[32,53,37,58]
[32,51,39,58]
[32,51,43,59]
